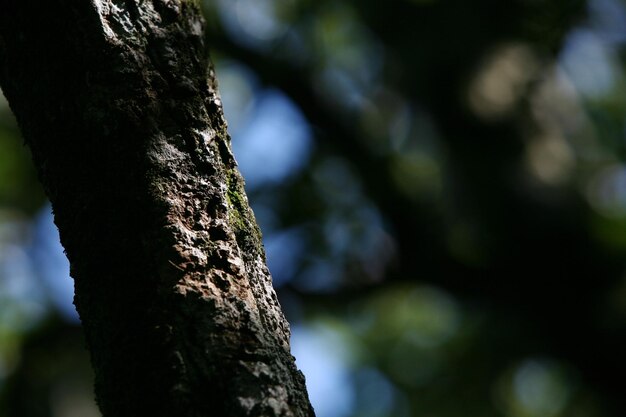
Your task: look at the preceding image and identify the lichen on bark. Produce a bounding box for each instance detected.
[0,1,314,416]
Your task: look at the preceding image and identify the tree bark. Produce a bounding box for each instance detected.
[0,1,314,416]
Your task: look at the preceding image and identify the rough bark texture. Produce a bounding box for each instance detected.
[0,1,314,416]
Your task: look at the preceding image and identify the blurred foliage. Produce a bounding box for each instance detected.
[2,0,626,416]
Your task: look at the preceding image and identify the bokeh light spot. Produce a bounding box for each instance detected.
[232,89,313,189]
[291,324,356,417]
[513,360,572,417]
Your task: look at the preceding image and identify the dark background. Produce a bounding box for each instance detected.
[2,0,626,416]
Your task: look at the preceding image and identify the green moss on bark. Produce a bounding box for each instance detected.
[225,166,264,255]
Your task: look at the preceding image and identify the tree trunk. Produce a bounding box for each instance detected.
[0,1,314,416]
